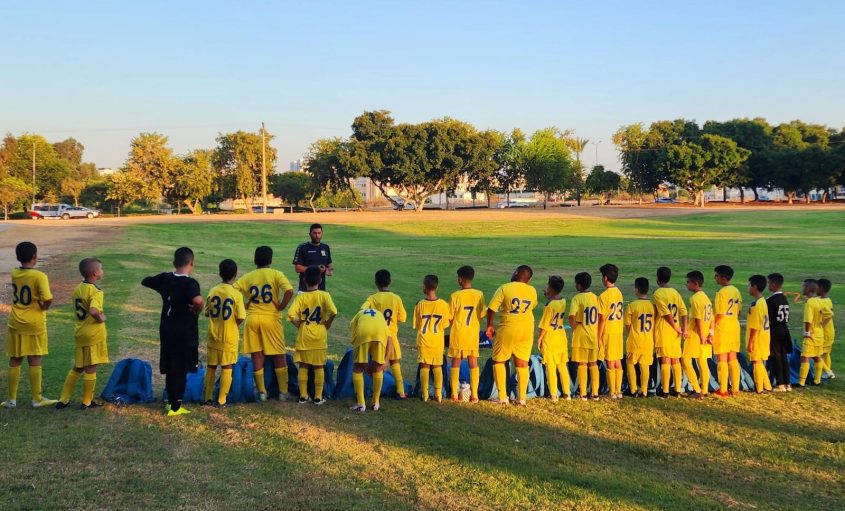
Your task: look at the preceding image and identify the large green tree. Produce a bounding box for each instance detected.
[272,171,317,212]
[213,130,277,211]
[305,138,362,209]
[172,149,217,213]
[585,165,621,205]
[123,132,176,202]
[522,128,576,209]
[0,176,32,220]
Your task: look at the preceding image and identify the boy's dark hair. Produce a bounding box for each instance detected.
[686,270,704,286]
[305,265,322,287]
[767,272,784,287]
[548,275,564,294]
[714,265,734,280]
[79,257,101,278]
[599,264,619,284]
[818,278,832,293]
[457,265,475,281]
[219,259,238,281]
[656,266,671,284]
[375,269,391,288]
[634,277,649,295]
[803,278,818,285]
[173,247,194,267]
[748,274,767,293]
[803,279,819,294]
[254,246,273,267]
[309,223,322,232]
[15,241,37,264]
[423,274,439,291]
[514,265,533,280]
[574,272,592,290]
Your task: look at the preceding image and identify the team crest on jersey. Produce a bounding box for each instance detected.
[320,250,326,256]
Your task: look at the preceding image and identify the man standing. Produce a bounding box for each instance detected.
[293,223,333,291]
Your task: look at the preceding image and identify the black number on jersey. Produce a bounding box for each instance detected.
[75,298,87,320]
[302,306,322,325]
[637,313,653,332]
[249,284,273,304]
[208,296,234,319]
[383,308,393,325]
[509,298,532,314]
[609,301,623,320]
[585,306,598,325]
[12,284,33,306]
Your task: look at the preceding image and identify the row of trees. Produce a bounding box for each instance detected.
[614,119,845,205]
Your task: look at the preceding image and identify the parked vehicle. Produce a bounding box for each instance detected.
[655,197,676,204]
[392,200,416,210]
[30,203,100,219]
[496,201,531,208]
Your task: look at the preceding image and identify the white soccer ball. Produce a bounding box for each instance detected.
[459,382,471,402]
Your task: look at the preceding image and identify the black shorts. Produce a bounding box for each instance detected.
[159,332,199,374]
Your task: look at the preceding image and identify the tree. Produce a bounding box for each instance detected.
[465,129,505,207]
[53,138,84,166]
[491,129,527,206]
[703,118,773,201]
[523,128,576,209]
[172,149,216,214]
[123,133,176,202]
[700,134,751,202]
[564,136,589,205]
[660,141,709,207]
[213,131,278,211]
[61,177,85,206]
[0,176,32,220]
[585,165,621,205]
[106,170,146,212]
[272,172,317,212]
[305,138,362,209]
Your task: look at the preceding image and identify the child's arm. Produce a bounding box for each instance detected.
[324,313,336,330]
[569,314,579,330]
[382,337,394,371]
[485,308,496,338]
[537,328,547,351]
[190,296,204,315]
[747,327,758,354]
[276,289,294,311]
[39,298,53,310]
[89,306,106,323]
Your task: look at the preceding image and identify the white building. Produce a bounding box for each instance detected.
[289,159,303,172]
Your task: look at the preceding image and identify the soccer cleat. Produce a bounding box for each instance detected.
[450,396,460,402]
[167,406,191,416]
[656,391,670,399]
[685,391,702,400]
[349,404,366,412]
[489,397,508,405]
[298,396,312,405]
[550,397,559,403]
[591,395,599,401]
[215,402,229,409]
[433,396,442,403]
[80,400,104,410]
[278,392,290,402]
[772,385,788,392]
[563,395,572,401]
[610,394,618,400]
[730,390,741,397]
[580,396,588,401]
[313,398,326,406]
[396,393,408,400]
[201,400,214,406]
[2,400,17,409]
[372,403,381,411]
[55,401,71,410]
[786,385,793,392]
[257,392,268,402]
[636,392,648,398]
[516,399,527,406]
[32,398,59,408]
[822,370,836,380]
[469,397,479,403]
[714,390,730,398]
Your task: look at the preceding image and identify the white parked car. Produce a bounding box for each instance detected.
[30,203,100,219]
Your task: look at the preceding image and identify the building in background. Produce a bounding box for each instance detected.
[289,159,303,172]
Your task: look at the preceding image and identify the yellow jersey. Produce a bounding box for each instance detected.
[488,282,538,326]
[687,290,713,345]
[350,308,390,348]
[803,296,826,346]
[714,285,742,341]
[360,291,406,337]
[235,267,293,317]
[205,283,246,352]
[413,298,452,352]
[819,297,835,345]
[569,291,599,350]
[287,290,337,351]
[598,287,624,336]
[73,281,106,347]
[8,267,52,335]
[653,287,687,348]
[746,297,771,349]
[448,288,486,351]
[538,298,568,353]
[624,298,656,353]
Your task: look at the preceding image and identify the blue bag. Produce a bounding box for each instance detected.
[100,358,156,405]
[162,364,206,403]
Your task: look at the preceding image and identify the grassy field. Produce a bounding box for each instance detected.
[1,210,844,510]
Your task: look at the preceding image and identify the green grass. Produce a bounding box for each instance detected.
[1,210,844,510]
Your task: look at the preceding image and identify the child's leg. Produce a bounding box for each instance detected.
[813,357,824,385]
[728,353,741,392]
[614,361,624,395]
[493,361,507,401]
[626,356,638,394]
[450,357,461,400]
[419,364,431,401]
[589,362,599,398]
[27,355,45,403]
[273,354,289,395]
[219,365,233,405]
[577,363,588,398]
[60,367,83,404]
[251,352,267,395]
[670,358,682,393]
[203,365,217,402]
[558,361,571,397]
[546,360,559,400]
[822,351,832,374]
[638,362,649,394]
[698,355,711,395]
[390,358,405,397]
[682,357,701,393]
[515,358,529,403]
[165,370,188,411]
[314,365,325,400]
[717,354,729,392]
[298,363,310,399]
[81,365,98,406]
[352,364,366,407]
[799,356,810,385]
[660,357,671,393]
[605,360,616,396]
[6,358,23,402]
[753,361,766,392]
[432,365,443,401]
[370,364,383,408]
[468,356,479,401]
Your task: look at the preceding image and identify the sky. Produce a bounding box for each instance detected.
[1,1,843,172]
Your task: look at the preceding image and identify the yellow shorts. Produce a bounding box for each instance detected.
[682,338,701,358]
[354,341,385,365]
[295,349,327,366]
[242,315,285,355]
[748,347,770,362]
[699,343,713,359]
[571,347,597,363]
[74,341,109,367]
[6,329,48,357]
[657,340,681,359]
[207,347,238,366]
[802,342,823,358]
[492,324,533,362]
[388,335,402,360]
[448,347,479,359]
[713,335,740,355]
[600,334,624,361]
[542,348,568,367]
[822,341,834,353]
[627,351,654,366]
[418,347,444,365]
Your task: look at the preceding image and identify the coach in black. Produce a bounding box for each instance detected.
[293,223,333,291]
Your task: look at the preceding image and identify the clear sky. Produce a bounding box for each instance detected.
[1,1,843,171]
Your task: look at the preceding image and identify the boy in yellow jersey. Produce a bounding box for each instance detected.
[597,264,624,399]
[414,275,452,402]
[360,269,408,398]
[287,266,337,405]
[202,259,246,407]
[653,267,687,398]
[538,276,570,401]
[349,308,394,412]
[624,278,655,398]
[817,279,836,380]
[798,279,825,387]
[486,265,537,406]
[683,271,713,399]
[746,274,773,393]
[448,265,485,402]
[3,242,57,409]
[56,258,108,410]
[713,265,743,397]
[569,272,600,400]
[236,246,294,402]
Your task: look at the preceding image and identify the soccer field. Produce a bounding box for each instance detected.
[1,209,843,510]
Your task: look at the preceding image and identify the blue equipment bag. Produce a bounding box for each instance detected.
[100,358,156,405]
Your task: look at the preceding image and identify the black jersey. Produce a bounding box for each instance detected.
[766,292,792,346]
[142,272,201,373]
[292,242,332,291]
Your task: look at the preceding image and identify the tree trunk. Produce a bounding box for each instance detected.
[739,188,745,204]
[183,199,196,215]
[3,204,7,221]
[787,192,795,205]
[752,188,759,202]
[308,193,317,213]
[74,197,79,207]
[723,187,728,202]
[372,181,402,209]
[543,192,549,209]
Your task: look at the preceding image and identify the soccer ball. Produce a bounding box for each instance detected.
[459,382,471,402]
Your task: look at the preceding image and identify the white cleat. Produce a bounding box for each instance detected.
[1,400,17,409]
[349,404,366,412]
[32,398,58,408]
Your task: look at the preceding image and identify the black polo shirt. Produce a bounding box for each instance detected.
[293,242,332,291]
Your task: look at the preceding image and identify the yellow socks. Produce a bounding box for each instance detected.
[661,363,671,393]
[29,366,43,402]
[753,363,766,392]
[469,366,480,400]
[493,363,507,400]
[420,366,431,401]
[606,367,616,396]
[391,362,405,396]
[682,359,701,393]
[60,369,81,404]
[729,359,740,392]
[626,359,637,393]
[589,365,599,397]
[372,371,383,406]
[352,372,365,406]
[718,360,728,391]
[798,361,810,385]
[516,366,529,402]
[577,365,588,397]
[699,357,711,395]
[275,367,289,394]
[314,367,325,400]
[203,369,216,402]
[639,363,649,394]
[615,368,624,395]
[7,366,21,401]
[219,368,233,405]
[298,368,309,399]
[450,367,460,400]
[82,373,96,405]
[821,353,832,373]
[813,359,823,385]
[432,366,443,399]
[559,364,571,397]
[547,362,559,398]
[254,369,267,394]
